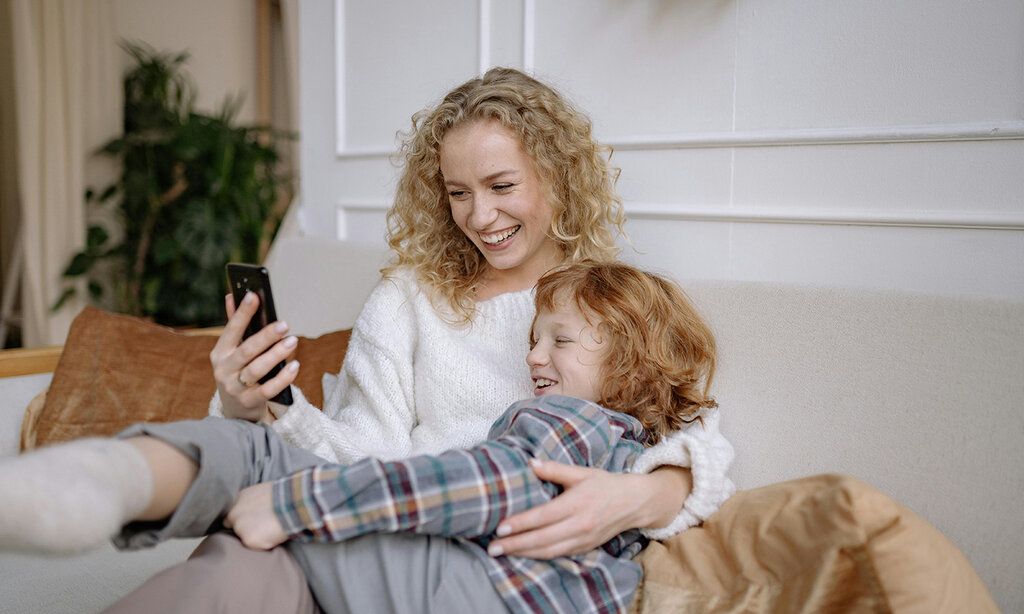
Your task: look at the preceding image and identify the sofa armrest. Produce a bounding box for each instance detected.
[0,346,62,378]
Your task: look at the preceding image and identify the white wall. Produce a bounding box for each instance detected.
[296,0,1024,299]
[111,0,258,122]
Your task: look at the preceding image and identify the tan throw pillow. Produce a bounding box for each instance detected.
[23,307,350,451]
[631,474,998,613]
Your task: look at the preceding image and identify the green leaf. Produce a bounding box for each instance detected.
[50,287,76,312]
[63,252,94,277]
[100,138,127,156]
[99,185,118,202]
[87,225,109,249]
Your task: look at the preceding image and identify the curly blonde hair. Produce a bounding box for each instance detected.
[384,67,625,321]
[532,261,718,444]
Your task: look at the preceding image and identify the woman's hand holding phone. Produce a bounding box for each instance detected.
[210,291,301,421]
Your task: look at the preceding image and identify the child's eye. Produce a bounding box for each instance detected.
[448,190,468,199]
[555,337,572,345]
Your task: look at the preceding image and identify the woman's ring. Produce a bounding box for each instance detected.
[238,372,255,387]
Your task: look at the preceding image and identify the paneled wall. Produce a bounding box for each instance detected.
[296,0,1024,298]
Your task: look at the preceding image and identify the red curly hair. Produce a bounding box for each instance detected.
[532,261,718,443]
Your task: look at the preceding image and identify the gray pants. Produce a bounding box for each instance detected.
[111,417,506,614]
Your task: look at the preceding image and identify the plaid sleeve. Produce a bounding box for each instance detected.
[272,395,645,544]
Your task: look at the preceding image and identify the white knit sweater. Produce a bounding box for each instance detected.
[210,268,735,537]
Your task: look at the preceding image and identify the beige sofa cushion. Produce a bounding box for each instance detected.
[633,474,998,613]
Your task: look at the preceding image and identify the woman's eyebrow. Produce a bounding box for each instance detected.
[482,169,517,182]
[444,170,518,187]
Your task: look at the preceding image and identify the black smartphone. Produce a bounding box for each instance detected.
[225,263,294,406]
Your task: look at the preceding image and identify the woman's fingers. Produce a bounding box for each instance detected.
[529,458,593,486]
[490,461,635,559]
[488,462,589,557]
[256,360,300,403]
[231,320,290,373]
[238,335,298,387]
[225,293,236,319]
[490,517,588,559]
[213,291,259,358]
[232,359,299,407]
[489,511,593,560]
[494,461,593,533]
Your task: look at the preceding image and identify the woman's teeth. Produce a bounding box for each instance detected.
[481,226,520,245]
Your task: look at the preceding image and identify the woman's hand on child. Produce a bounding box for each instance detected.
[210,292,300,422]
[224,482,288,550]
[488,460,650,559]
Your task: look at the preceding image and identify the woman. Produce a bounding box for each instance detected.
[111,67,734,612]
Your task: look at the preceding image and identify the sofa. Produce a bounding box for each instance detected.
[0,236,1018,612]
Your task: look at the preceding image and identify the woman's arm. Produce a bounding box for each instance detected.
[490,409,733,557]
[211,276,420,465]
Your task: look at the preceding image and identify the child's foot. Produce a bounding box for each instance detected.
[0,438,153,553]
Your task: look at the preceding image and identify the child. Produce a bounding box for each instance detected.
[0,261,729,613]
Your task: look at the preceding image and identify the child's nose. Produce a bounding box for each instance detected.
[526,346,547,367]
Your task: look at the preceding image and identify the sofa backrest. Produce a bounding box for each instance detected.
[265,236,1024,608]
[684,280,1023,608]
[265,236,389,337]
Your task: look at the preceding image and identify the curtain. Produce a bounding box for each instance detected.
[9,0,119,347]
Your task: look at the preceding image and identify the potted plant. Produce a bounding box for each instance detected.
[55,42,292,327]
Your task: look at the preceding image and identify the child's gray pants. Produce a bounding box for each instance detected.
[112,417,506,614]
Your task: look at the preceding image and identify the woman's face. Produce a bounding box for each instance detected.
[439,119,562,288]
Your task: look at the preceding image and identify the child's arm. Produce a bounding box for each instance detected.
[272,396,643,545]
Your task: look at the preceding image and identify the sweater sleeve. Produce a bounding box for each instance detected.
[209,276,420,465]
[272,396,642,543]
[629,409,735,539]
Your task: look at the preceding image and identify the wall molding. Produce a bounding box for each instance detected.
[478,0,490,75]
[334,0,347,156]
[522,0,535,73]
[625,203,1024,230]
[335,199,1024,237]
[608,121,1024,151]
[333,120,1024,160]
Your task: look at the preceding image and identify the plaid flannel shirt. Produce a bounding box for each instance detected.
[273,395,650,613]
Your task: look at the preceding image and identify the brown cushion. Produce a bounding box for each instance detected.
[22,307,350,451]
[18,389,48,451]
[631,474,997,613]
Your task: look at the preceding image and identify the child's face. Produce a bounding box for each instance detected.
[527,299,605,402]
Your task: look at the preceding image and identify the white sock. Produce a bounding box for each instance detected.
[0,438,154,554]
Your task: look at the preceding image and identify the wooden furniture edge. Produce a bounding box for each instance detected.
[0,327,224,378]
[0,346,63,377]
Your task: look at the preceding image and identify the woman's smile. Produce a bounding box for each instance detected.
[479,225,521,247]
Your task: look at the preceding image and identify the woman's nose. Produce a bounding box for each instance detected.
[468,194,499,230]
